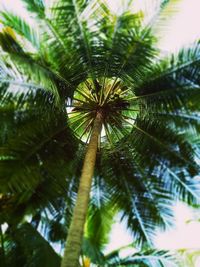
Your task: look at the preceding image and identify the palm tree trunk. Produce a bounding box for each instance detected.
[61,111,103,267]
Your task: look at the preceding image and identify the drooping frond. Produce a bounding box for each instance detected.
[104,248,178,267]
[21,0,45,19]
[0,31,63,101]
[98,111,200,245]
[0,11,40,49]
[82,175,116,263]
[1,222,61,267]
[97,7,156,85]
[99,146,174,246]
[133,44,200,113]
[0,87,79,225]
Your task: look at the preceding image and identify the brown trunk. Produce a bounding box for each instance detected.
[61,111,103,267]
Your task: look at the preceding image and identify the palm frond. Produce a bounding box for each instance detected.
[1,222,61,267]
[128,118,199,175]
[0,30,74,101]
[159,165,200,205]
[21,0,45,19]
[104,248,178,267]
[51,0,108,82]
[98,6,156,85]
[133,44,200,113]
[99,148,175,246]
[0,11,40,49]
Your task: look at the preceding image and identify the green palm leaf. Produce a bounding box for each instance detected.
[0,0,200,265]
[104,248,178,267]
[0,12,40,49]
[0,222,61,267]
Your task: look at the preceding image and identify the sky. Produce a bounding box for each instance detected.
[157,0,200,52]
[0,0,200,265]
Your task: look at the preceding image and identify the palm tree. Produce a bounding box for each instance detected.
[0,0,200,266]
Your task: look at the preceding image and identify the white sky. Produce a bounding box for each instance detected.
[1,0,200,265]
[157,0,200,52]
[155,203,200,250]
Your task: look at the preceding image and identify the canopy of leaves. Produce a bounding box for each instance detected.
[0,0,200,258]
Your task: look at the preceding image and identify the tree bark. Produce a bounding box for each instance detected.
[61,111,103,267]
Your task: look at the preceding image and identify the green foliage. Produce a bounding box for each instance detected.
[0,12,40,49]
[0,223,61,267]
[0,0,200,264]
[103,248,178,267]
[178,249,200,267]
[82,238,179,267]
[21,0,45,19]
